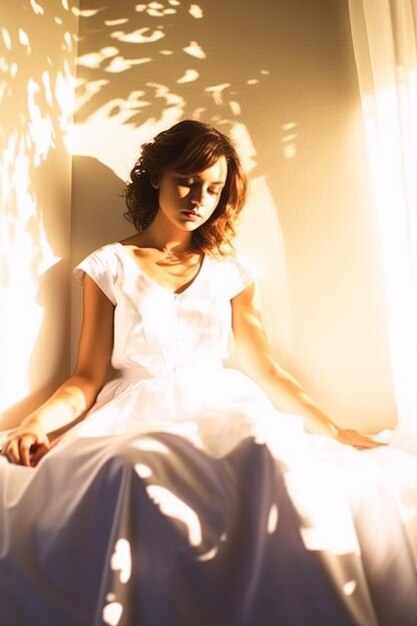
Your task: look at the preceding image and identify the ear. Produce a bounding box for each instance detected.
[150,176,160,189]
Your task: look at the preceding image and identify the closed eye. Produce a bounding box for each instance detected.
[208,185,224,196]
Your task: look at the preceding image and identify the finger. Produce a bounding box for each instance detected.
[19,434,39,466]
[342,432,384,449]
[350,433,384,448]
[0,443,8,461]
[4,439,22,465]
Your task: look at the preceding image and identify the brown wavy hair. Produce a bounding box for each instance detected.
[124,120,247,255]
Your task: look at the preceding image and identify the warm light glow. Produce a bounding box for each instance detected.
[360,78,417,432]
[349,0,417,432]
[0,2,77,424]
[0,130,60,412]
[284,463,361,556]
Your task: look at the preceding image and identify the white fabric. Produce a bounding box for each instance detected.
[348,0,417,431]
[0,242,417,626]
[72,243,271,437]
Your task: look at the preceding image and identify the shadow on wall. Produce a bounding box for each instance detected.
[70,156,134,366]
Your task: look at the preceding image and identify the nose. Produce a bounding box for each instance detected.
[190,184,206,207]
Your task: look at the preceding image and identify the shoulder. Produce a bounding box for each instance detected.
[73,242,124,304]
[207,252,256,298]
[74,242,122,274]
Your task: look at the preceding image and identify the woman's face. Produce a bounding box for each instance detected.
[155,156,227,232]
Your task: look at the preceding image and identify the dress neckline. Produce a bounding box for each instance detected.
[115,242,206,296]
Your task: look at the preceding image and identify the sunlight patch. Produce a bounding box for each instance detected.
[147,485,202,546]
[18,29,31,54]
[177,69,199,84]
[103,602,123,626]
[285,468,361,556]
[105,19,129,26]
[110,28,165,44]
[229,101,241,116]
[183,41,206,59]
[72,7,102,17]
[343,580,357,596]
[189,4,203,18]
[111,538,132,584]
[1,28,12,50]
[30,0,44,14]
[205,83,230,106]
[267,503,279,533]
[197,546,218,561]
[229,122,257,172]
[106,56,152,73]
[74,51,115,70]
[134,463,153,478]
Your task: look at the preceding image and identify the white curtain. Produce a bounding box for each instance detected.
[348,0,417,432]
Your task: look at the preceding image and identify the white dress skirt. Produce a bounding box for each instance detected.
[0,242,416,626]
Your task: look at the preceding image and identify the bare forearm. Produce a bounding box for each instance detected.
[20,375,101,435]
[256,367,338,436]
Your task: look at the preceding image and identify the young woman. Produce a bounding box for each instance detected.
[0,120,378,467]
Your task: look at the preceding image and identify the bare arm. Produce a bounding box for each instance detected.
[1,276,114,465]
[231,283,380,448]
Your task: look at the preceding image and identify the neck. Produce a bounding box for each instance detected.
[141,211,193,254]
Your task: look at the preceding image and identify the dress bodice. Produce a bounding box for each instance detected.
[74,243,255,382]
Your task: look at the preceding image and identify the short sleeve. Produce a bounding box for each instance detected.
[227,254,257,298]
[73,245,119,305]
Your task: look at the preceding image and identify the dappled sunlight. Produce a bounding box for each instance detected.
[72,0,273,181]
[0,0,77,422]
[111,538,132,584]
[267,502,279,534]
[72,0,290,363]
[102,599,123,626]
[147,484,203,546]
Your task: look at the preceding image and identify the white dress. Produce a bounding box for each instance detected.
[1,242,417,626]
[71,242,275,449]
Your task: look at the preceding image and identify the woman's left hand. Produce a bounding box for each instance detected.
[335,427,385,450]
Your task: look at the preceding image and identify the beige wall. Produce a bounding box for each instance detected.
[0,0,79,429]
[1,0,397,433]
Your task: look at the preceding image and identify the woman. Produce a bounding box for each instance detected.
[3,121,416,626]
[0,120,377,466]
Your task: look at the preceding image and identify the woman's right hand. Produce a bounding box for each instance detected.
[0,422,50,466]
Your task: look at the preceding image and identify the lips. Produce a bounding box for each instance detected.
[181,210,200,221]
